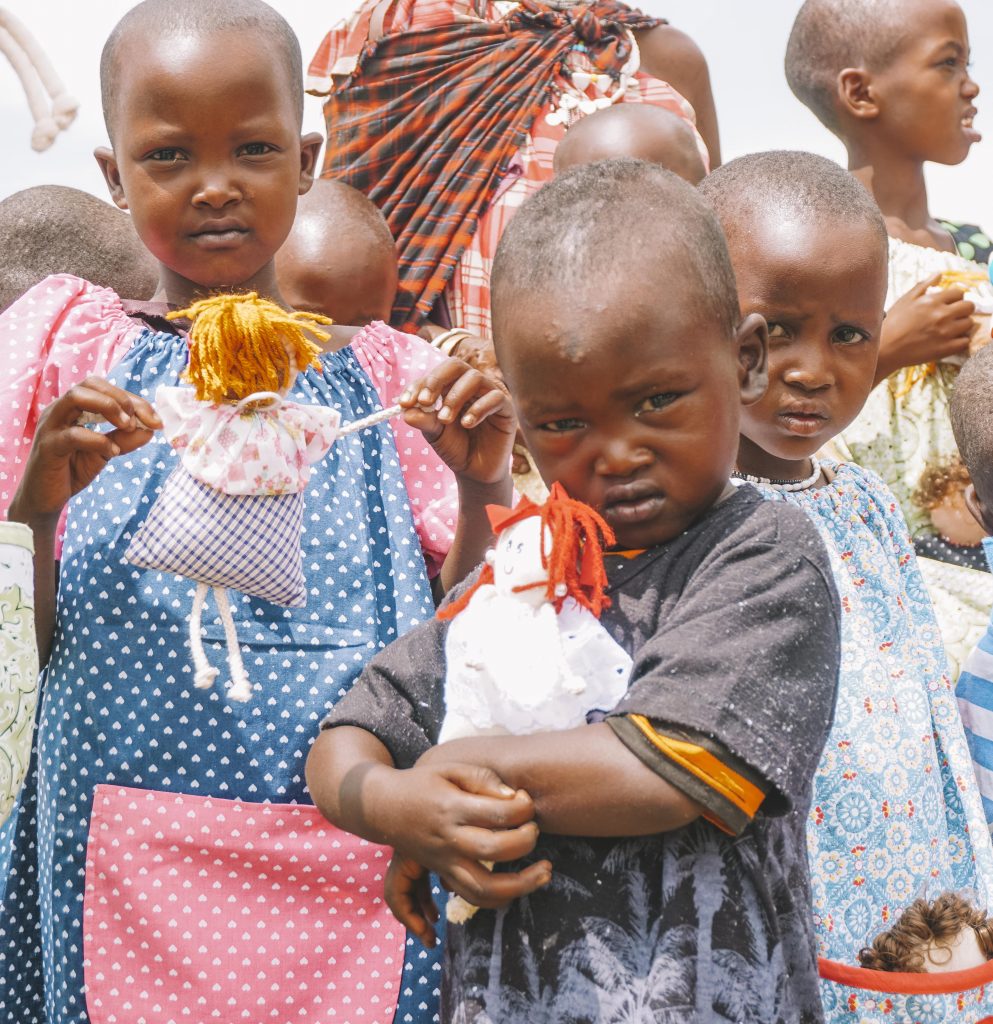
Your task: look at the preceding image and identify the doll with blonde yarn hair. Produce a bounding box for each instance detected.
[127,292,402,701]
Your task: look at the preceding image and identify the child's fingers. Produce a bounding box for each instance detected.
[385,858,437,948]
[48,424,124,461]
[452,821,540,863]
[946,297,977,320]
[456,388,514,430]
[433,369,493,425]
[442,858,552,911]
[399,359,468,408]
[49,378,144,433]
[105,425,157,457]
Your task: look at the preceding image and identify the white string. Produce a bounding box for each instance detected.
[733,456,822,493]
[190,582,220,690]
[336,403,404,438]
[214,586,252,702]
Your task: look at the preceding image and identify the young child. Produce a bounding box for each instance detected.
[308,160,843,1023]
[0,2,515,1022]
[275,177,399,326]
[785,0,993,675]
[700,150,993,1020]
[950,341,993,830]
[552,103,707,183]
[0,184,157,311]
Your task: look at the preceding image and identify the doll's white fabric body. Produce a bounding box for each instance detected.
[440,516,632,742]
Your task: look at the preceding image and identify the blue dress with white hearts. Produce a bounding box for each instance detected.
[0,322,442,1023]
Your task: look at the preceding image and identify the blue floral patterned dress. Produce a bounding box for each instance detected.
[752,461,993,1022]
[0,324,442,1023]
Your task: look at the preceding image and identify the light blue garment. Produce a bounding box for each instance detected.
[753,463,993,985]
[0,325,441,1023]
[955,536,993,828]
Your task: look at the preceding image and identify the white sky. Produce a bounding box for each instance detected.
[2,0,992,230]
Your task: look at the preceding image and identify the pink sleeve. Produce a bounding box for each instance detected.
[349,322,458,579]
[0,274,143,533]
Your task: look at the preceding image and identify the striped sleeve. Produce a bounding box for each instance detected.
[608,715,770,836]
[956,624,993,829]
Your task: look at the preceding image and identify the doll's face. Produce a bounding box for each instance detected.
[489,518,549,603]
[924,927,988,973]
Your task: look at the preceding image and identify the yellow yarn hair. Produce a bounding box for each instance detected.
[167,293,333,404]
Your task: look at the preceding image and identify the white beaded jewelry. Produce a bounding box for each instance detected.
[733,456,822,492]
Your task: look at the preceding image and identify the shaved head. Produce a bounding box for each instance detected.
[951,343,993,518]
[785,0,908,132]
[0,185,157,311]
[553,105,706,184]
[100,0,303,139]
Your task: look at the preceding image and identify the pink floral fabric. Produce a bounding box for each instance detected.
[156,387,342,495]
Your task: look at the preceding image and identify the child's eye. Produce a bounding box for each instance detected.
[147,148,185,163]
[832,326,870,345]
[240,142,277,157]
[636,393,679,414]
[539,418,585,433]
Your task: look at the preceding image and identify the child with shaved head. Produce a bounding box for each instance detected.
[787,0,993,675]
[0,185,157,311]
[702,149,993,1019]
[309,160,842,1022]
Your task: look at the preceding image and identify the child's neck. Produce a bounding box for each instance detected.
[847,144,956,254]
[152,262,289,309]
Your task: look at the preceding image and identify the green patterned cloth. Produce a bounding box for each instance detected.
[0,522,37,827]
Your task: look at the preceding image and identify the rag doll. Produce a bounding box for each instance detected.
[126,293,400,701]
[438,483,632,921]
[859,892,993,974]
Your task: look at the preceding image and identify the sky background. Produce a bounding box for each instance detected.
[3,0,992,229]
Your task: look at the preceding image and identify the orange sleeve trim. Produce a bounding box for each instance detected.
[628,714,766,821]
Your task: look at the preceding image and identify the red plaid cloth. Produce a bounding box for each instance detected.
[316,0,661,333]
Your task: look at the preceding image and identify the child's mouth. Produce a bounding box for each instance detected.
[962,110,981,143]
[778,410,828,436]
[191,224,249,249]
[601,482,665,526]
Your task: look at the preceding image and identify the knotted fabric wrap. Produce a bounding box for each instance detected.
[320,0,661,332]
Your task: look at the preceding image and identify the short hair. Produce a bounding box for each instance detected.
[785,0,907,133]
[292,180,395,256]
[951,342,993,513]
[553,104,706,184]
[100,0,303,138]
[698,150,888,262]
[0,185,158,312]
[491,159,739,340]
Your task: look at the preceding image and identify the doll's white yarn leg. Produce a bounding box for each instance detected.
[214,587,252,702]
[0,10,78,128]
[0,26,58,151]
[190,582,219,690]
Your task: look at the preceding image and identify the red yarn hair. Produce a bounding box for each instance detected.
[438,483,615,621]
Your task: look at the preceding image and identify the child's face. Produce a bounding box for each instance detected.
[868,0,979,166]
[732,215,887,480]
[496,268,766,549]
[96,28,322,304]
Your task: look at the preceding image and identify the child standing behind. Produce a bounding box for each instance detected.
[785,0,993,675]
[0,2,514,1022]
[308,161,842,1023]
[701,150,993,1022]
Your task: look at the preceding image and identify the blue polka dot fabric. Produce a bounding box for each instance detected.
[0,326,442,1023]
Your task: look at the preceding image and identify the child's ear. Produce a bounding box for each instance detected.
[964,483,993,536]
[298,132,325,196]
[735,312,768,406]
[837,67,879,121]
[94,146,128,210]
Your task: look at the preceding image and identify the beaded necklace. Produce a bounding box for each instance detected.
[733,456,822,493]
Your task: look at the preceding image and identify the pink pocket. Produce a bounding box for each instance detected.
[83,784,404,1023]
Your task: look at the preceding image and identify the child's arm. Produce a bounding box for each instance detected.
[7,376,160,663]
[307,726,551,905]
[398,359,515,593]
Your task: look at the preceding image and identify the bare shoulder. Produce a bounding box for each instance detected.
[633,24,708,94]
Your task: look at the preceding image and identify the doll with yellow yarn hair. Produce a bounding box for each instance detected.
[127,293,356,701]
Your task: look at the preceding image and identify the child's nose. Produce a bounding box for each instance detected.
[963,73,980,100]
[193,173,242,208]
[784,359,834,391]
[595,437,653,477]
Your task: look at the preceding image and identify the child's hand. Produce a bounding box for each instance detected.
[876,273,976,382]
[379,761,551,913]
[384,855,440,947]
[399,360,515,485]
[10,376,161,525]
[450,332,505,387]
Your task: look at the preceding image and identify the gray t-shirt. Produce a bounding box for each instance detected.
[325,485,840,1023]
